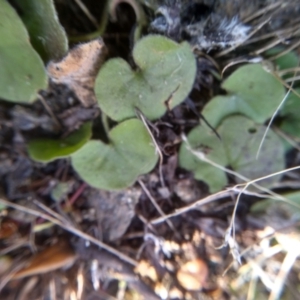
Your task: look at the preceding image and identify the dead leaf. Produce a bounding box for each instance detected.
[47,38,107,107]
[135,260,158,282]
[12,241,76,279]
[0,219,18,239]
[89,187,141,241]
[176,259,209,291]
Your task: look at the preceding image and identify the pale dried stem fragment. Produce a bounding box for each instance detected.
[138,180,175,231]
[73,0,98,28]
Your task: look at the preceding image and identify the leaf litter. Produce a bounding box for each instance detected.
[47,38,107,107]
[1,1,300,299]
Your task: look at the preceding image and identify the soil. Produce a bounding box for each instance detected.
[1,1,300,300]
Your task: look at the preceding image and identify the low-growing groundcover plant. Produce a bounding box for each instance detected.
[27,34,197,189]
[1,0,196,189]
[1,0,300,299]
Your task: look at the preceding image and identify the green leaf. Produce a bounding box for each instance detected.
[71,119,158,190]
[28,122,92,162]
[0,0,48,103]
[14,0,68,62]
[179,123,228,193]
[281,88,300,116]
[280,88,300,139]
[281,117,300,140]
[218,116,284,188]
[266,48,299,71]
[202,64,285,127]
[95,35,196,121]
[251,191,300,220]
[179,116,285,192]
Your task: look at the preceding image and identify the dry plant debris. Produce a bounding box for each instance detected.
[1,0,300,299]
[12,241,76,279]
[47,38,107,107]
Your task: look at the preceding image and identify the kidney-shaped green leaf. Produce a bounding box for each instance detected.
[179,123,228,193]
[279,88,300,140]
[179,115,284,192]
[0,0,47,103]
[71,119,158,190]
[14,0,68,62]
[202,64,285,127]
[95,35,196,121]
[28,122,92,162]
[266,48,299,71]
[219,116,285,188]
[251,191,300,215]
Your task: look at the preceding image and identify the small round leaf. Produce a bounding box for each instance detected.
[267,48,299,71]
[179,116,285,192]
[95,35,196,121]
[280,88,300,140]
[71,119,158,190]
[202,64,285,127]
[218,116,284,188]
[179,123,228,193]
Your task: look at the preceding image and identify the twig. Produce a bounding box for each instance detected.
[243,1,284,23]
[273,127,300,152]
[136,109,165,187]
[221,56,263,78]
[138,180,175,231]
[222,165,300,261]
[256,84,293,159]
[33,199,68,224]
[285,75,300,83]
[150,189,232,225]
[264,64,300,99]
[268,249,300,300]
[269,39,300,61]
[277,67,300,77]
[184,134,300,206]
[73,0,98,28]
[242,26,300,47]
[37,94,61,129]
[0,197,138,267]
[254,38,285,55]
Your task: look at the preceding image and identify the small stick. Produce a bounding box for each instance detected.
[73,0,98,28]
[136,108,165,187]
[0,197,138,267]
[138,179,175,231]
[38,94,61,129]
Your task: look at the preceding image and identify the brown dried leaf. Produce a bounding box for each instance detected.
[0,219,18,239]
[47,38,107,107]
[12,241,76,279]
[89,187,141,241]
[176,259,209,291]
[135,260,158,282]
